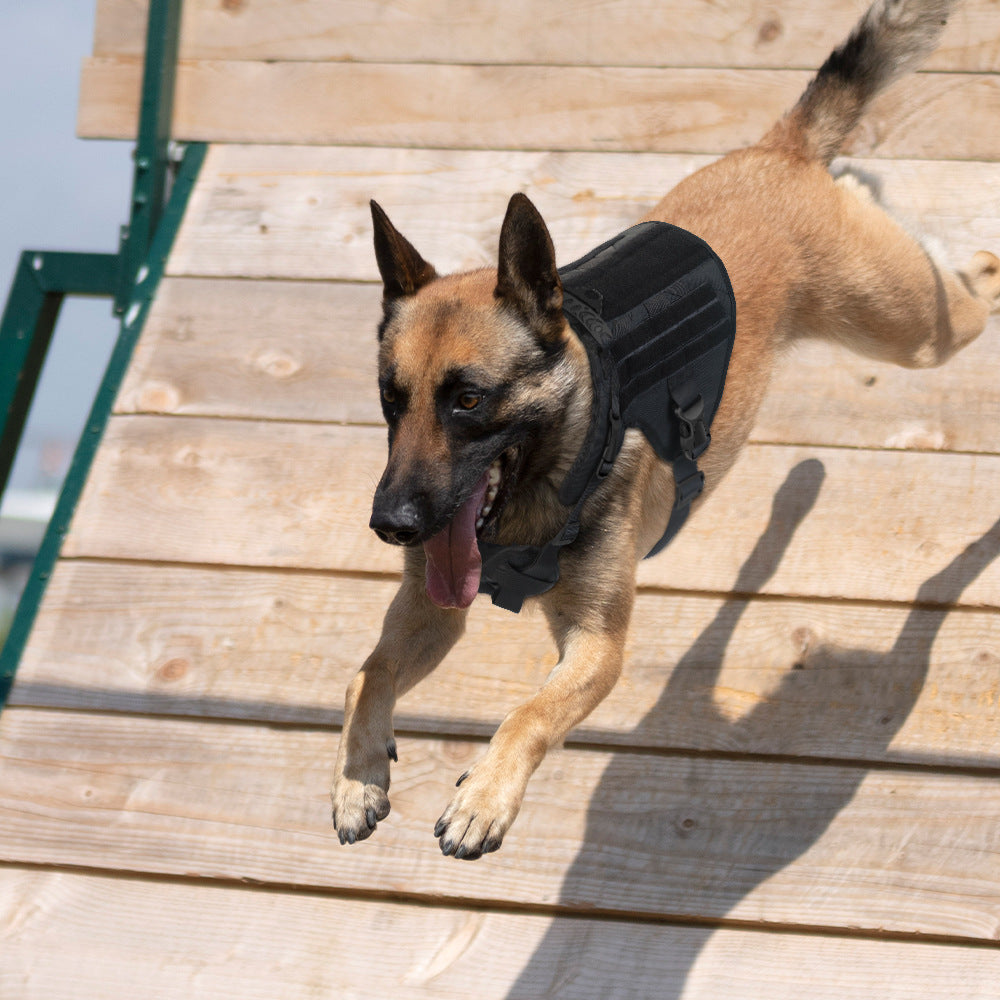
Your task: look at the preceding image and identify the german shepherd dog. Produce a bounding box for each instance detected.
[332,0,1000,859]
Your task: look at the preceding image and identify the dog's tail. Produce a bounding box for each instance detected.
[766,0,956,164]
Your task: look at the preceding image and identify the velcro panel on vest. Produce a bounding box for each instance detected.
[557,222,736,507]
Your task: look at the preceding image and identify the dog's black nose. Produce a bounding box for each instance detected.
[370,505,422,546]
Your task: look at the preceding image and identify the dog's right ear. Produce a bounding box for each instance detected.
[371,200,437,305]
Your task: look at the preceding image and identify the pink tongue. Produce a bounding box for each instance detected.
[423,470,490,609]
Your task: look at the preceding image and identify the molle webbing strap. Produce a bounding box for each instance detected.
[478,221,736,613]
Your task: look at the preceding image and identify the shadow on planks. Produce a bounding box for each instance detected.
[510,458,1000,998]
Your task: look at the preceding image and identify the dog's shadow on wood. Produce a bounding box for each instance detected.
[506,458,1000,999]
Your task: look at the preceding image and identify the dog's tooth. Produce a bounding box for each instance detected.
[488,463,501,486]
[475,517,484,531]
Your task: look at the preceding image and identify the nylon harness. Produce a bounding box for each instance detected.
[477,221,737,613]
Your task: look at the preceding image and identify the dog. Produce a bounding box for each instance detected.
[331,0,1000,859]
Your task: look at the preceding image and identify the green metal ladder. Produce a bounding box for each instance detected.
[0,0,206,706]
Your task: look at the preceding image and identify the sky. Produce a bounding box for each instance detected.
[0,1,133,493]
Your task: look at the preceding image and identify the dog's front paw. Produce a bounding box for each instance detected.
[331,775,391,844]
[433,763,526,860]
[331,737,395,844]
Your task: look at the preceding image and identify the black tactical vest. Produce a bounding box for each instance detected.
[478,221,736,613]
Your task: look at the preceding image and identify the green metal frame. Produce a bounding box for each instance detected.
[0,0,204,708]
[0,252,120,499]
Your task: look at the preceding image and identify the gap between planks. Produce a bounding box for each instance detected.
[5,700,1000,782]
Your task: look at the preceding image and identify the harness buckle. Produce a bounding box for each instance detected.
[676,394,709,461]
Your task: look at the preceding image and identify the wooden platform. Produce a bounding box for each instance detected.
[3,1,1000,995]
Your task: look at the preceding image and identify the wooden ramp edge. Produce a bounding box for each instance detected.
[4,2,1000,997]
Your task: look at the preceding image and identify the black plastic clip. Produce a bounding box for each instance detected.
[675,394,709,460]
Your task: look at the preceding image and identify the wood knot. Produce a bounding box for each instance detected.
[791,626,815,656]
[440,740,476,767]
[254,349,302,379]
[174,446,202,468]
[221,0,243,11]
[156,657,190,682]
[137,380,182,412]
[757,18,782,45]
[675,815,699,838]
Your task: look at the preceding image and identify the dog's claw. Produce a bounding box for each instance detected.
[387,738,398,763]
[455,770,469,787]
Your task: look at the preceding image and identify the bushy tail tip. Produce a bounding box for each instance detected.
[768,0,956,164]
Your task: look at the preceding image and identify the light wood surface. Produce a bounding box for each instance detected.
[163,146,1000,281]
[116,276,1000,454]
[61,416,1000,607]
[1,708,998,939]
[10,559,1000,767]
[7,1,1000,992]
[79,58,1000,157]
[92,0,1000,71]
[3,866,999,1000]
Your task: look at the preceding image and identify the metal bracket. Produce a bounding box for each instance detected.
[0,252,120,498]
[0,0,200,709]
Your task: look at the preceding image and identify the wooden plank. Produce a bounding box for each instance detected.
[3,867,999,1000]
[62,416,1000,608]
[10,560,1000,768]
[164,146,1000,281]
[755,337,1000,453]
[92,0,1000,73]
[77,58,1000,159]
[117,278,381,424]
[1,708,998,938]
[116,277,1000,455]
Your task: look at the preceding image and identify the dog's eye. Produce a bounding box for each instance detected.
[381,386,397,406]
[456,391,482,411]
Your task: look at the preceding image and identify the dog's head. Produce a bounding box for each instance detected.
[368,193,583,608]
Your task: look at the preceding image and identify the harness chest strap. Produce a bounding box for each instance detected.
[478,221,737,613]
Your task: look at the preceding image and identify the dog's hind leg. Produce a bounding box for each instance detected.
[791,175,1000,370]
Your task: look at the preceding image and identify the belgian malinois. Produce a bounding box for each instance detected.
[332,0,1000,858]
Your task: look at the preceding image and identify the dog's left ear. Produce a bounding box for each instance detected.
[495,193,565,345]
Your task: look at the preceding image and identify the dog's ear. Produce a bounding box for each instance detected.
[371,200,437,303]
[495,193,565,345]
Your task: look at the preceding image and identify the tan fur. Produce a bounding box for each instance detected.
[332,0,1000,859]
